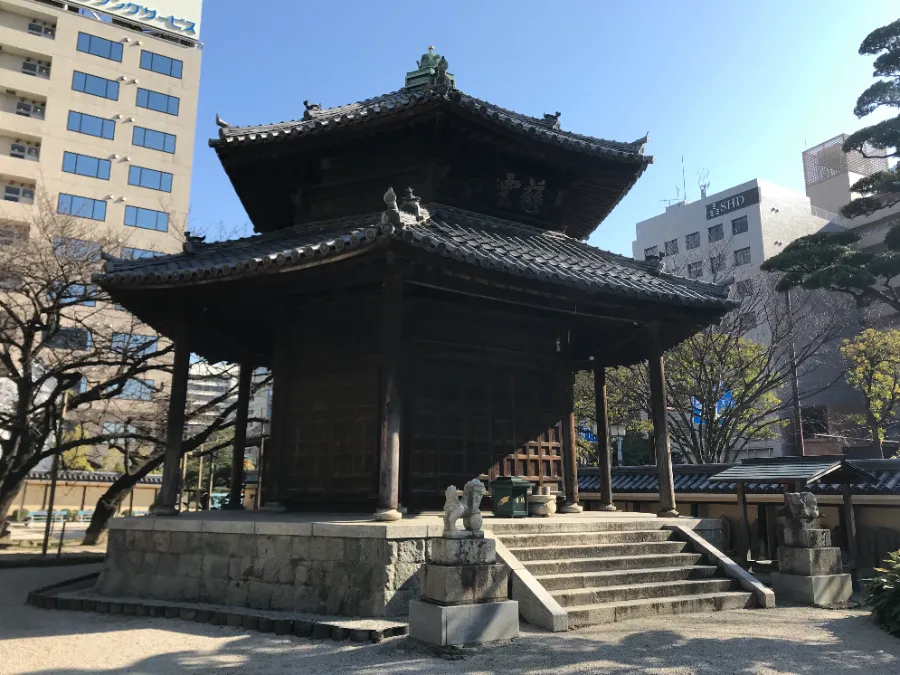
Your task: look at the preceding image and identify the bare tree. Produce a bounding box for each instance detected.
[0,198,170,536]
[593,237,850,463]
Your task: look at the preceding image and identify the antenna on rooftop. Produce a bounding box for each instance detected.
[698,169,710,200]
[681,156,688,203]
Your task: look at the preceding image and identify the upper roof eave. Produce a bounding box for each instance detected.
[208,87,653,167]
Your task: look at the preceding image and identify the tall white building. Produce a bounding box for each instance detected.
[633,179,843,459]
[633,179,836,286]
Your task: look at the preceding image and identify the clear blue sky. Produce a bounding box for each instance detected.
[188,1,898,255]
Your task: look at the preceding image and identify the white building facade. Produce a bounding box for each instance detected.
[633,179,839,459]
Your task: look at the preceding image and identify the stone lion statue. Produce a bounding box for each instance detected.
[443,479,486,533]
[786,492,819,524]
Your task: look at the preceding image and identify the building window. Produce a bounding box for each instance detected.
[732,215,749,235]
[76,32,123,62]
[136,88,180,116]
[708,223,724,242]
[121,246,161,259]
[128,165,173,192]
[50,282,97,307]
[62,152,111,180]
[53,237,101,262]
[16,100,45,119]
[686,232,700,250]
[125,205,168,232]
[738,312,757,333]
[802,406,829,437]
[58,193,107,221]
[72,71,119,101]
[27,21,56,38]
[132,126,176,153]
[21,59,51,78]
[67,111,115,140]
[687,261,703,279]
[112,332,157,357]
[736,279,754,298]
[4,185,35,203]
[709,253,725,275]
[734,247,751,266]
[10,143,40,161]
[116,378,154,401]
[44,327,92,351]
[664,239,679,256]
[643,245,658,259]
[139,50,183,79]
[101,421,139,441]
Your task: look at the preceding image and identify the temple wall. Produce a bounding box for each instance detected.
[97,518,431,617]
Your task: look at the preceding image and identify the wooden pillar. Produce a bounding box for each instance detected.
[225,363,253,510]
[150,318,190,516]
[593,363,615,511]
[736,481,752,563]
[375,274,403,522]
[559,370,583,513]
[648,324,678,517]
[842,482,858,573]
[79,486,87,511]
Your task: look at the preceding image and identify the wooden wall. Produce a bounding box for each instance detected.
[267,284,569,511]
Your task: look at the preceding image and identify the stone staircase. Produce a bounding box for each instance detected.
[493,520,758,628]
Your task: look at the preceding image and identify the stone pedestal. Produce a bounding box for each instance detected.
[409,533,518,649]
[527,491,557,518]
[774,520,851,605]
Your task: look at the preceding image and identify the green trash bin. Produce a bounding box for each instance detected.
[491,477,531,518]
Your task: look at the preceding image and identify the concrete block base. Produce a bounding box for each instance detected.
[771,572,852,606]
[408,599,519,647]
[777,546,842,576]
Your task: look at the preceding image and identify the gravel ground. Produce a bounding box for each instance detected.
[2,565,899,675]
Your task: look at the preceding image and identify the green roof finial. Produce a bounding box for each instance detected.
[405,46,455,90]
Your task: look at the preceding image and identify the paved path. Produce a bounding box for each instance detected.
[1,565,899,675]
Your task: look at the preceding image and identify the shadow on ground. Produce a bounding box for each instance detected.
[10,616,900,675]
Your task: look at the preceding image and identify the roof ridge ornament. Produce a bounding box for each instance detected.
[381,187,402,228]
[183,231,207,255]
[542,112,561,130]
[404,46,456,91]
[303,100,322,121]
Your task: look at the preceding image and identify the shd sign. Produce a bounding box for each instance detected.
[706,187,760,220]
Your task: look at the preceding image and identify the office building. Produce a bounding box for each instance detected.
[633,179,844,459]
[0,0,202,249]
[0,0,202,467]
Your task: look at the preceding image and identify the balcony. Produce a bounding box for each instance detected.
[0,153,39,182]
[0,22,55,57]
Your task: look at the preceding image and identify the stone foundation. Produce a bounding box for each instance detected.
[97,518,434,617]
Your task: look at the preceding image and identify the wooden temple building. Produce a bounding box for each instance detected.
[95,48,736,520]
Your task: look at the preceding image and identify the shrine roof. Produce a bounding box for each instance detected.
[210,87,651,165]
[95,205,732,310]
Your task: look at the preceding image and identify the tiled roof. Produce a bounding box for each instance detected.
[26,470,162,485]
[579,460,900,496]
[211,88,651,165]
[95,204,732,310]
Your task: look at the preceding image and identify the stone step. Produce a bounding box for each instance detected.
[535,565,719,591]
[488,519,674,535]
[508,540,688,562]
[551,578,735,607]
[498,530,674,548]
[566,591,756,628]
[524,553,705,576]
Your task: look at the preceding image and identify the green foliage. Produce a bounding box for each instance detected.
[841,17,900,220]
[762,17,900,307]
[841,329,900,450]
[11,508,30,522]
[63,509,79,522]
[866,549,900,636]
[61,448,94,472]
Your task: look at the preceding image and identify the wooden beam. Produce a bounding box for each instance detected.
[375,273,404,521]
[648,323,678,517]
[224,363,253,510]
[150,316,190,516]
[559,370,583,513]
[593,363,615,511]
[842,482,858,574]
[736,481,752,565]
